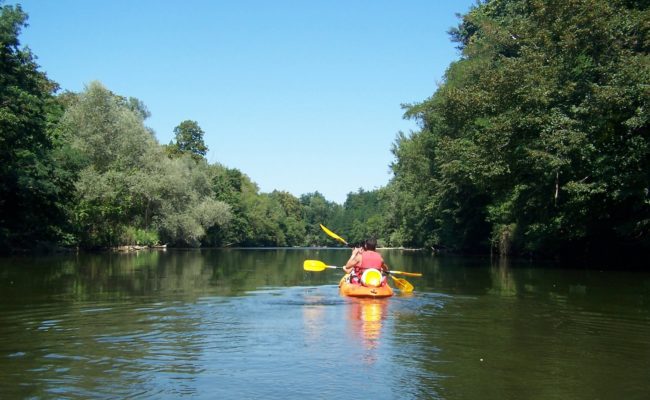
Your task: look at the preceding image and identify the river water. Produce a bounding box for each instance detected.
[1,249,649,399]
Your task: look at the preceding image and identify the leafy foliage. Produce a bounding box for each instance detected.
[389,0,650,257]
[165,120,208,162]
[54,82,232,248]
[0,4,73,249]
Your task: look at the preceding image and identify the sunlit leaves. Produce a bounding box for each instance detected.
[166,120,208,162]
[56,83,233,247]
[389,0,650,256]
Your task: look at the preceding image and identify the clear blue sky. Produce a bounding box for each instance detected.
[15,0,475,204]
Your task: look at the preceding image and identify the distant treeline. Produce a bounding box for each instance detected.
[1,1,648,259]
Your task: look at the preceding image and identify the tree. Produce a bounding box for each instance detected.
[166,120,208,162]
[390,0,649,258]
[0,3,70,250]
[205,165,255,246]
[56,82,231,247]
[269,190,307,246]
[300,192,343,246]
[340,188,387,245]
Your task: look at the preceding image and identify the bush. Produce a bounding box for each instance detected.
[121,227,160,246]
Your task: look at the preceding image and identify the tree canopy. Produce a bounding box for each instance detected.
[387,0,649,258]
[165,120,208,162]
[0,4,69,249]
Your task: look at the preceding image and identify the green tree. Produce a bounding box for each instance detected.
[206,165,256,246]
[55,82,160,245]
[166,120,208,162]
[340,188,387,245]
[269,190,307,246]
[0,3,71,250]
[300,192,343,246]
[391,0,649,258]
[56,82,231,247]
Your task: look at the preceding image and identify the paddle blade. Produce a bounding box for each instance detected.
[319,224,349,246]
[391,275,414,293]
[303,260,328,272]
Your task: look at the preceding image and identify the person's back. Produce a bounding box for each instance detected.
[344,238,387,285]
[357,249,383,272]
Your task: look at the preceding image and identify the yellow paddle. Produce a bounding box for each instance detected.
[318,224,422,293]
[389,274,414,292]
[319,224,423,274]
[304,259,421,277]
[304,259,416,293]
[381,269,422,277]
[319,224,350,246]
[303,259,344,272]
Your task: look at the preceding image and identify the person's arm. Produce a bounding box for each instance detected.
[380,257,389,273]
[343,248,362,273]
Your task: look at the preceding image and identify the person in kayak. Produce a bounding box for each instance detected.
[343,238,388,285]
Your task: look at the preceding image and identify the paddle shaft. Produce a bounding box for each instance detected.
[322,265,344,270]
[387,270,422,277]
[314,261,415,278]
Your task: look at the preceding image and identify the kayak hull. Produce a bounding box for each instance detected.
[339,275,394,298]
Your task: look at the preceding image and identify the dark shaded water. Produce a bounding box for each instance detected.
[1,249,649,399]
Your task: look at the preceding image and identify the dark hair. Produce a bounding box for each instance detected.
[364,238,377,251]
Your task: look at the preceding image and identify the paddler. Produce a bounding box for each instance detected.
[343,238,389,285]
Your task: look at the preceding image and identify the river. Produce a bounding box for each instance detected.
[1,249,649,399]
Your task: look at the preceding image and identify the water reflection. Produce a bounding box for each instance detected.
[1,250,649,399]
[488,257,517,297]
[347,299,387,349]
[301,295,329,345]
[344,298,389,365]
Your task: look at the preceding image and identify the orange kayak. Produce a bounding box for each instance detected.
[339,274,394,298]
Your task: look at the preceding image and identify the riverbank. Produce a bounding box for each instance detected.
[114,244,168,252]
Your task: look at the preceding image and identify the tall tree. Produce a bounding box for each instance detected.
[0,4,68,250]
[56,82,231,247]
[390,0,649,258]
[166,120,208,162]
